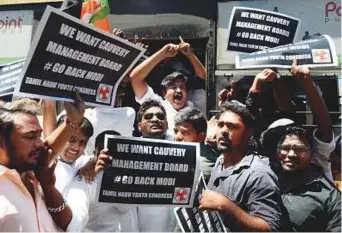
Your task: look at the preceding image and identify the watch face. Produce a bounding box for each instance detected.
[276,72,281,79]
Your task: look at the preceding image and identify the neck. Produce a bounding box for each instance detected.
[279,165,319,190]
[222,149,244,168]
[143,134,166,139]
[59,156,75,165]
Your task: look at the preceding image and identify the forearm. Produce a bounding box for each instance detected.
[186,52,206,79]
[272,81,296,113]
[220,198,272,231]
[130,50,165,84]
[302,77,333,142]
[44,122,76,162]
[43,186,72,231]
[42,100,57,138]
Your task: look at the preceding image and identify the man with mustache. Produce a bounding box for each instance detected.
[198,101,286,232]
[0,93,85,231]
[135,99,176,232]
[130,40,206,136]
[258,60,341,232]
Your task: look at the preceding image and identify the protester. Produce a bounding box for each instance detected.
[270,124,341,231]
[258,61,341,231]
[259,59,335,180]
[0,92,85,231]
[42,99,94,192]
[174,106,218,183]
[135,99,176,232]
[199,101,286,232]
[63,130,140,232]
[130,39,206,136]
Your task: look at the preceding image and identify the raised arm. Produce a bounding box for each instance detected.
[291,58,333,142]
[130,43,179,98]
[42,100,57,138]
[178,36,207,80]
[44,92,85,163]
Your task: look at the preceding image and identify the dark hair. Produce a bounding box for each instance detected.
[174,107,207,133]
[137,99,166,122]
[0,98,40,140]
[94,130,121,155]
[277,125,313,149]
[57,115,94,139]
[218,101,255,129]
[160,71,187,92]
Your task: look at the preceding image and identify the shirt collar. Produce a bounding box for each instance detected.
[219,153,256,173]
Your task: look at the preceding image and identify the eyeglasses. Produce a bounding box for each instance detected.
[143,113,166,121]
[277,145,310,155]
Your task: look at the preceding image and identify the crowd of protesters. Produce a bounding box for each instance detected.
[0,29,341,232]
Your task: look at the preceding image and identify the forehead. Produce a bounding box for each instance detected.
[175,122,197,132]
[218,110,244,125]
[13,113,42,133]
[71,129,89,141]
[282,134,309,146]
[144,106,164,115]
[168,77,186,86]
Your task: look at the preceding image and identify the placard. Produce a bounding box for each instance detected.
[227,7,300,53]
[14,6,145,107]
[0,60,25,97]
[236,34,338,68]
[96,135,200,207]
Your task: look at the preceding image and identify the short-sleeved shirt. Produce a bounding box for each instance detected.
[311,129,335,181]
[207,153,285,232]
[281,166,341,232]
[135,85,194,136]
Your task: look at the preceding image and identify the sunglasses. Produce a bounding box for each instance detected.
[143,113,166,121]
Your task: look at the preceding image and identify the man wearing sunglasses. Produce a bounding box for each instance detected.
[135,99,176,232]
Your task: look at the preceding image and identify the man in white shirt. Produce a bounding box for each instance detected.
[130,40,206,136]
[64,130,139,232]
[54,115,94,192]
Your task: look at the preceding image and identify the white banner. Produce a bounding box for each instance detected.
[0,10,33,65]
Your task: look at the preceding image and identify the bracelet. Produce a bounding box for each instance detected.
[64,117,82,129]
[47,199,67,213]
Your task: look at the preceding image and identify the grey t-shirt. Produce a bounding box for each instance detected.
[207,153,286,232]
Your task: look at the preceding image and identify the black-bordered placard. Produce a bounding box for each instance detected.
[236,34,338,69]
[14,6,145,107]
[174,174,227,232]
[96,135,200,207]
[227,7,300,53]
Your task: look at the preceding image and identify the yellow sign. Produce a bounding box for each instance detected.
[0,0,63,5]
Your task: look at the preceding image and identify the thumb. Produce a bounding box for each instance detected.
[49,157,58,170]
[292,57,297,67]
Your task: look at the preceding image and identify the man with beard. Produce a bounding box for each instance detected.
[130,40,206,136]
[198,101,286,232]
[0,93,85,231]
[258,60,341,231]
